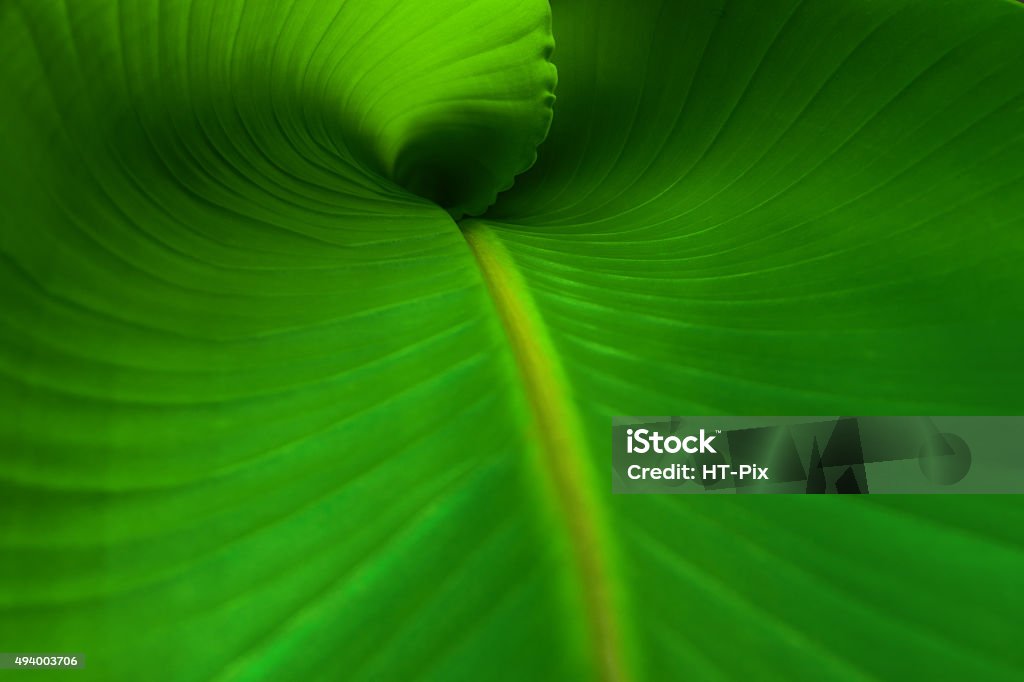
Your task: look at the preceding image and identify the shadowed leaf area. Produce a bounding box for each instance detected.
[1,0,1022,680]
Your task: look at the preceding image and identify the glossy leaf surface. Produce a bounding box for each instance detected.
[2,1,1023,680]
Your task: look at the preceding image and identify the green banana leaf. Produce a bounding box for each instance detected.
[1,0,1022,680]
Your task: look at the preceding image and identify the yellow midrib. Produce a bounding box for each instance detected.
[460,220,631,682]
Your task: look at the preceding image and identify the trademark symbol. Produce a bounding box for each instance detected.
[716,430,722,434]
